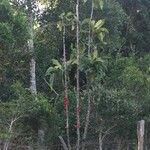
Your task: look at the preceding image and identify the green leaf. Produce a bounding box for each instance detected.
[46,67,55,76]
[100,27,108,33]
[71,22,75,30]
[52,59,62,70]
[60,12,65,19]
[98,32,104,41]
[83,0,87,3]
[82,18,90,25]
[66,12,73,17]
[57,21,63,31]
[96,57,104,62]
[94,20,105,29]
[91,20,95,25]
[72,59,78,65]
[99,0,104,10]
[93,49,98,59]
[66,59,72,66]
[93,0,104,10]
[49,74,55,90]
[65,12,74,21]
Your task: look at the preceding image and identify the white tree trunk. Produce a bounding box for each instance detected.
[30,57,36,94]
[3,118,19,150]
[76,0,80,149]
[3,121,13,150]
[27,1,44,150]
[59,136,68,150]
[126,143,129,150]
[88,0,94,56]
[81,91,91,150]
[117,138,122,150]
[37,129,45,150]
[99,132,103,150]
[27,0,37,95]
[137,120,145,150]
[63,20,71,150]
[81,2,94,150]
[3,140,9,150]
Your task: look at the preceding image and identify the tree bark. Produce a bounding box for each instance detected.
[81,90,91,150]
[63,20,71,150]
[99,132,103,150]
[81,2,94,150]
[137,120,145,150]
[59,136,68,150]
[126,143,129,150]
[117,138,122,150]
[3,117,20,150]
[27,0,37,95]
[27,1,44,149]
[88,0,94,56]
[145,122,148,150]
[76,0,80,149]
[3,139,9,150]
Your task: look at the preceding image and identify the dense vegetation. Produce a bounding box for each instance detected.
[0,0,150,149]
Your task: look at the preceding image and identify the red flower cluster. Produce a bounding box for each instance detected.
[76,106,80,113]
[75,121,80,129]
[64,96,69,109]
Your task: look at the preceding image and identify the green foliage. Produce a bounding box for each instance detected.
[0,82,53,143]
[0,22,14,49]
[1,0,150,148]
[93,0,104,10]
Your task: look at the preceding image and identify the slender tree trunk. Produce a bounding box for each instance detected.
[27,1,44,149]
[3,118,19,150]
[99,132,103,150]
[126,142,129,150]
[3,137,10,150]
[88,0,94,56]
[76,0,80,149]
[30,57,36,94]
[27,0,37,95]
[59,136,68,150]
[81,2,94,150]
[81,89,91,150]
[3,120,14,150]
[117,138,122,150]
[137,120,145,150]
[63,21,71,150]
[145,122,148,150]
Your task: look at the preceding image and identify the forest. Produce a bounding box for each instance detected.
[0,0,150,149]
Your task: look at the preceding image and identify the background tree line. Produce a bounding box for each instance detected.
[0,0,150,149]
